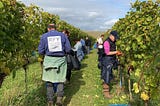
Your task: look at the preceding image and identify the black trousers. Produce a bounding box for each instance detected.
[101,56,114,84]
[66,69,71,81]
[98,48,104,61]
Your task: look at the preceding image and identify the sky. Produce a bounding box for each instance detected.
[17,0,137,31]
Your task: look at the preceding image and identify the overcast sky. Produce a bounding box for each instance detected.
[18,0,136,31]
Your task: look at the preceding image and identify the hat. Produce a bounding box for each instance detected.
[110,31,119,39]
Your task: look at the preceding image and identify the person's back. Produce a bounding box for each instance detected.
[85,38,91,46]
[80,38,85,46]
[39,30,70,56]
[62,29,73,84]
[38,24,71,106]
[80,38,87,54]
[85,37,91,54]
[74,40,83,61]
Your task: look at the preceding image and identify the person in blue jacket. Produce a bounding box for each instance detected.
[38,24,71,106]
[73,38,84,62]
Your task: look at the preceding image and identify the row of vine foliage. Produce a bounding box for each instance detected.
[111,0,160,105]
[0,0,94,87]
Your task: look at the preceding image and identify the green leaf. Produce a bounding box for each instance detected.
[0,1,4,8]
[136,36,142,42]
[135,68,141,77]
[132,43,137,50]
[137,54,142,59]
[146,16,152,22]
[131,61,137,67]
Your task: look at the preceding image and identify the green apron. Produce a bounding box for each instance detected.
[42,56,67,83]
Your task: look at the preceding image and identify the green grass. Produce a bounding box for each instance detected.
[0,49,129,106]
[0,63,46,106]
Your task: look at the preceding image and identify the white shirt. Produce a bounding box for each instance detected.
[97,37,103,49]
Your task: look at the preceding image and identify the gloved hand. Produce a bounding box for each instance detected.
[116,50,123,56]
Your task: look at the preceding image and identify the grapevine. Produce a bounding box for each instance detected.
[112,0,160,105]
[0,0,93,87]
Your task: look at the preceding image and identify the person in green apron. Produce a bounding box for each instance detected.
[38,24,71,106]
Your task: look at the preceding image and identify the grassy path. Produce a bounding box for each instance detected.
[64,49,129,106]
[63,49,108,106]
[0,49,129,106]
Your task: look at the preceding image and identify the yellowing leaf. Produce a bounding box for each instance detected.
[2,67,10,75]
[95,95,99,98]
[135,88,139,93]
[121,95,126,99]
[140,92,149,101]
[133,82,139,93]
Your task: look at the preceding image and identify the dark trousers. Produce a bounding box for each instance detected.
[98,48,104,61]
[66,69,71,81]
[101,57,114,84]
[86,46,90,54]
[46,82,64,102]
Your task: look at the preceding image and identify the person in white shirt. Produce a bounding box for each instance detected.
[97,34,104,61]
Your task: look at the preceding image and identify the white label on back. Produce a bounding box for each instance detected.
[47,36,62,52]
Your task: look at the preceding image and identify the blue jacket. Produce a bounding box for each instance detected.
[38,30,71,56]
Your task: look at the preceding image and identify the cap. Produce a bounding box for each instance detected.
[110,31,119,39]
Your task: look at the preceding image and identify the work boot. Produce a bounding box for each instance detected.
[103,83,109,89]
[47,101,53,106]
[103,84,112,99]
[56,97,63,106]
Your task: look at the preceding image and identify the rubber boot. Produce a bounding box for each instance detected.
[103,83,112,99]
[46,82,54,106]
[56,97,63,106]
[103,83,109,89]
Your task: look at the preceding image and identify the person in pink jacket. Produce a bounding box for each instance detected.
[101,31,122,98]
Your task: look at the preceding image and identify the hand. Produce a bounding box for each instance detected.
[116,50,123,56]
[38,57,43,62]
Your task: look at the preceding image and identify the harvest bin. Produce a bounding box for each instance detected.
[109,104,128,106]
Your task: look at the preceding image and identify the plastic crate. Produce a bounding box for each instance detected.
[109,104,128,106]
